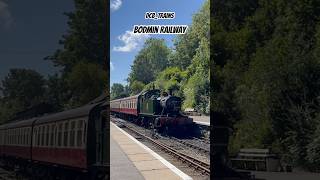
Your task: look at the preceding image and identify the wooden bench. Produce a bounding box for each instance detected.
[230,149,280,172]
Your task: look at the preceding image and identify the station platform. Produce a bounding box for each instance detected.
[110,122,192,180]
[191,116,210,126]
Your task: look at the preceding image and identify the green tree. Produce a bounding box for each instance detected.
[150,67,187,97]
[128,38,171,86]
[47,0,106,73]
[0,69,46,108]
[170,0,210,70]
[111,83,129,100]
[130,81,145,95]
[65,62,107,108]
[45,0,108,109]
[212,0,320,171]
[0,69,46,122]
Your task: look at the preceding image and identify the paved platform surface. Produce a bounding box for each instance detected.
[191,116,210,126]
[252,171,320,180]
[110,122,192,180]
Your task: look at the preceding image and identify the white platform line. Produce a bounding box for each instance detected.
[111,122,193,180]
[194,121,210,126]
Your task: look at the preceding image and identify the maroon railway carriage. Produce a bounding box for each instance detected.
[0,118,35,161]
[110,94,139,116]
[0,101,108,179]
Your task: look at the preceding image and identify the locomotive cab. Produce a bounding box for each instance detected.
[139,89,162,116]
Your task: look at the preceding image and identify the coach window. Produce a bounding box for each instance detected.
[45,125,49,146]
[76,120,83,147]
[40,126,44,146]
[63,121,69,147]
[70,121,76,147]
[20,128,23,145]
[39,126,42,146]
[27,128,30,145]
[19,128,21,145]
[9,130,12,145]
[83,121,87,145]
[19,128,22,145]
[37,126,40,146]
[14,129,16,145]
[50,124,54,146]
[17,129,19,145]
[38,126,41,146]
[33,127,36,146]
[70,121,77,147]
[15,129,17,145]
[12,129,14,145]
[8,130,10,145]
[7,130,9,145]
[16,129,18,145]
[13,129,17,145]
[22,128,26,146]
[25,128,27,145]
[6,130,8,145]
[34,127,38,146]
[21,128,23,145]
[57,123,62,147]
[25,128,28,145]
[11,129,13,145]
[22,128,25,145]
[21,128,24,145]
[26,128,29,145]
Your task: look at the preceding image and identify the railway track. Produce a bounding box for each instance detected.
[120,121,210,175]
[170,137,210,154]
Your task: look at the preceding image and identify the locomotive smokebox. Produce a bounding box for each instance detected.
[160,96,182,113]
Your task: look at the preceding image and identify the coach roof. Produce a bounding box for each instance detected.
[0,118,37,129]
[34,102,102,125]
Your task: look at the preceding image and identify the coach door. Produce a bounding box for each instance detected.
[94,109,108,166]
